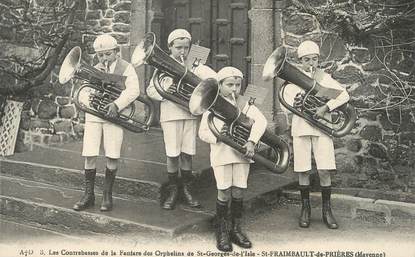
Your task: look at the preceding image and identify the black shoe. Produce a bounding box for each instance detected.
[217,218,233,252]
[216,200,232,252]
[181,170,201,208]
[162,184,179,210]
[182,183,201,207]
[230,218,252,248]
[230,198,251,248]
[299,200,311,228]
[162,172,179,210]
[100,168,117,212]
[299,186,311,228]
[321,186,338,229]
[73,169,96,211]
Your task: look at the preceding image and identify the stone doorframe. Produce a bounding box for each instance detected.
[248,0,287,133]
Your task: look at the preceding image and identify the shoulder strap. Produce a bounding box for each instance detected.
[314,68,326,84]
[113,58,129,75]
[236,97,249,111]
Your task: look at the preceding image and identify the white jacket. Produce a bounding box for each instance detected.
[283,69,350,137]
[198,98,267,167]
[86,58,140,123]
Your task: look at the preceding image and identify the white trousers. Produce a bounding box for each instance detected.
[293,135,336,172]
[213,163,250,190]
[82,121,123,159]
[160,119,197,157]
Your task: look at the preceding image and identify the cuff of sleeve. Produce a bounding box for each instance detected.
[247,136,259,145]
[326,102,335,112]
[113,101,122,111]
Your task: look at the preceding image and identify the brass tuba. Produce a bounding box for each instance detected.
[131,32,205,109]
[189,79,290,174]
[59,46,155,133]
[262,46,357,137]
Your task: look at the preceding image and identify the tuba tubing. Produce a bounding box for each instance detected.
[207,113,290,174]
[59,46,155,133]
[189,78,290,174]
[152,70,194,108]
[131,32,203,109]
[278,82,357,137]
[73,84,155,133]
[262,46,357,137]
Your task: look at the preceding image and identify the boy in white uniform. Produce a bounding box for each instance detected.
[73,34,140,212]
[199,67,267,252]
[147,29,216,210]
[283,40,350,229]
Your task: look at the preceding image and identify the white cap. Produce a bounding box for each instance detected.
[93,34,118,52]
[167,29,191,45]
[297,40,320,58]
[217,67,243,82]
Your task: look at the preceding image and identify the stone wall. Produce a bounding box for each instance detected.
[15,0,135,151]
[280,1,415,193]
[8,0,415,195]
[82,0,133,54]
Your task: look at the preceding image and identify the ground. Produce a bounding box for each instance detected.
[1,200,414,257]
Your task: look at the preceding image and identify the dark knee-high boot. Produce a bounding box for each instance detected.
[321,186,338,229]
[100,168,117,211]
[299,185,311,228]
[73,169,96,211]
[162,172,179,210]
[216,199,232,252]
[181,170,201,208]
[230,198,252,248]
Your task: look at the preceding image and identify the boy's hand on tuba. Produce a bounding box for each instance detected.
[313,104,329,120]
[105,102,119,118]
[243,140,256,159]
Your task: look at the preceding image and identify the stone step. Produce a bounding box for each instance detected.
[0,175,214,237]
[1,129,297,239]
[0,156,296,209]
[1,130,213,201]
[0,155,164,201]
[0,215,85,243]
[2,129,296,202]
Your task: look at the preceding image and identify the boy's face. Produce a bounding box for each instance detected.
[96,49,117,67]
[300,54,319,72]
[169,38,191,62]
[219,76,242,99]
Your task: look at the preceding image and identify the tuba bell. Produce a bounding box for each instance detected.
[59,46,155,133]
[131,32,207,109]
[262,46,357,137]
[189,79,290,174]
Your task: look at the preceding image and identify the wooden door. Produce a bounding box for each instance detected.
[160,0,251,86]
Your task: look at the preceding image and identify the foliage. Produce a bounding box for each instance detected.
[288,0,415,126]
[1,0,71,46]
[0,0,82,95]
